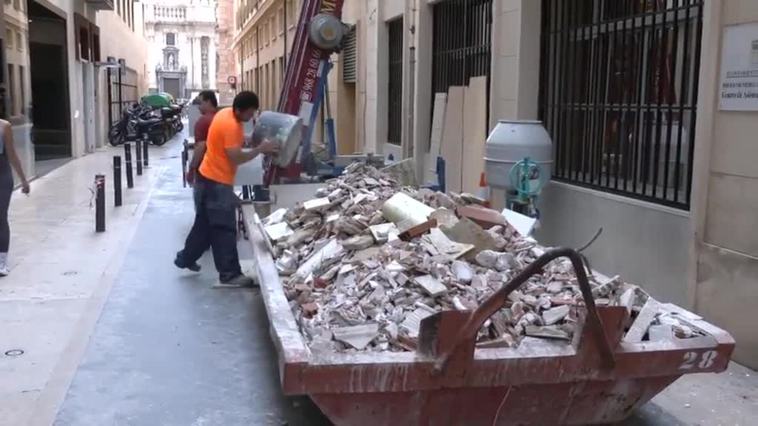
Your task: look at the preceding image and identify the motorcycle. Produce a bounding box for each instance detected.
[108,103,181,146]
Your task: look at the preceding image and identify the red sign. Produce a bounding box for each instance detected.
[227,75,237,85]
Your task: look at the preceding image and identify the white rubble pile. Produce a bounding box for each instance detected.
[261,163,694,353]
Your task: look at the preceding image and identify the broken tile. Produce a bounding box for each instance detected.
[400,307,435,339]
[542,305,570,325]
[303,197,332,211]
[427,228,474,259]
[382,192,435,227]
[264,222,294,242]
[276,250,299,275]
[457,205,507,229]
[459,193,490,206]
[413,275,447,297]
[301,302,319,318]
[619,287,638,313]
[475,250,516,272]
[429,208,459,228]
[333,324,380,350]
[442,217,498,257]
[648,324,674,342]
[525,325,571,341]
[263,208,288,226]
[452,260,473,283]
[343,234,375,251]
[351,246,381,262]
[369,223,398,243]
[384,322,399,340]
[624,299,660,343]
[398,218,438,241]
[293,239,344,281]
[547,281,564,294]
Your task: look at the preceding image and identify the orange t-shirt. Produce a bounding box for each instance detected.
[199,108,243,185]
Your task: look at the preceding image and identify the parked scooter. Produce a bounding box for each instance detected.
[109,103,143,146]
[109,100,188,146]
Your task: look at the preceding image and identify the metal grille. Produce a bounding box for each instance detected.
[539,0,703,209]
[108,66,138,126]
[431,0,493,104]
[387,18,403,146]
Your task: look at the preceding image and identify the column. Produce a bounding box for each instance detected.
[489,0,541,127]
[208,35,217,90]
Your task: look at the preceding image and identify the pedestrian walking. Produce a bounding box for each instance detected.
[0,119,30,276]
[174,91,279,286]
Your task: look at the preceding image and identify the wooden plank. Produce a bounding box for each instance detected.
[461,76,489,194]
[440,86,465,193]
[425,93,448,184]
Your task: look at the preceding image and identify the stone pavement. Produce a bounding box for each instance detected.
[0,132,756,425]
[0,139,173,425]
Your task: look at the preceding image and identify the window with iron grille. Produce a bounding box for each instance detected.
[431,0,493,131]
[538,0,704,209]
[387,18,403,146]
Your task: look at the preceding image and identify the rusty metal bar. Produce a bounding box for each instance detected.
[437,248,616,372]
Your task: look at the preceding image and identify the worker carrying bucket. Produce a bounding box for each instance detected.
[174,91,281,287]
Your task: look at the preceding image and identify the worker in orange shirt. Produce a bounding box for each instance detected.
[175,91,279,286]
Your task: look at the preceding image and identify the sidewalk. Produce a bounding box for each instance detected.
[0,140,173,425]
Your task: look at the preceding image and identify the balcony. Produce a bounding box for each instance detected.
[152,6,187,21]
[85,0,114,11]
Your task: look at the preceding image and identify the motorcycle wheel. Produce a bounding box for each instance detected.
[108,125,125,146]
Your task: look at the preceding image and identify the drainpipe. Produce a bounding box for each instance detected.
[409,0,421,183]
[190,36,194,91]
[403,0,417,163]
[283,0,287,71]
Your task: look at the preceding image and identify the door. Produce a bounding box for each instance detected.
[82,64,95,152]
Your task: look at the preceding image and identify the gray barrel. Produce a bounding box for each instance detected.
[484,120,553,190]
[252,111,304,167]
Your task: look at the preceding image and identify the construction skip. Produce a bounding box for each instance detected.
[241,162,735,425]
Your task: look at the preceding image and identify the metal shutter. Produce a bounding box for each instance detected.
[342,25,357,84]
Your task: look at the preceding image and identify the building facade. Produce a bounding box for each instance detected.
[1,0,147,179]
[143,0,217,99]
[216,0,237,105]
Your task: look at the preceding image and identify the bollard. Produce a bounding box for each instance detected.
[113,156,122,207]
[135,140,143,176]
[95,174,106,233]
[142,137,149,167]
[124,143,134,188]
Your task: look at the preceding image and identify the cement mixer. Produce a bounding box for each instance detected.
[485,120,553,218]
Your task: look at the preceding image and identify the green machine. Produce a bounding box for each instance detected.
[141,92,174,108]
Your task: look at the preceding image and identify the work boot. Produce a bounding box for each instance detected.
[174,254,201,272]
[216,274,257,288]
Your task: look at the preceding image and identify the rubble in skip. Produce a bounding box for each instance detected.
[261,163,703,353]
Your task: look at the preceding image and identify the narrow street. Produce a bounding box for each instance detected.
[0,131,755,425]
[0,133,326,425]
